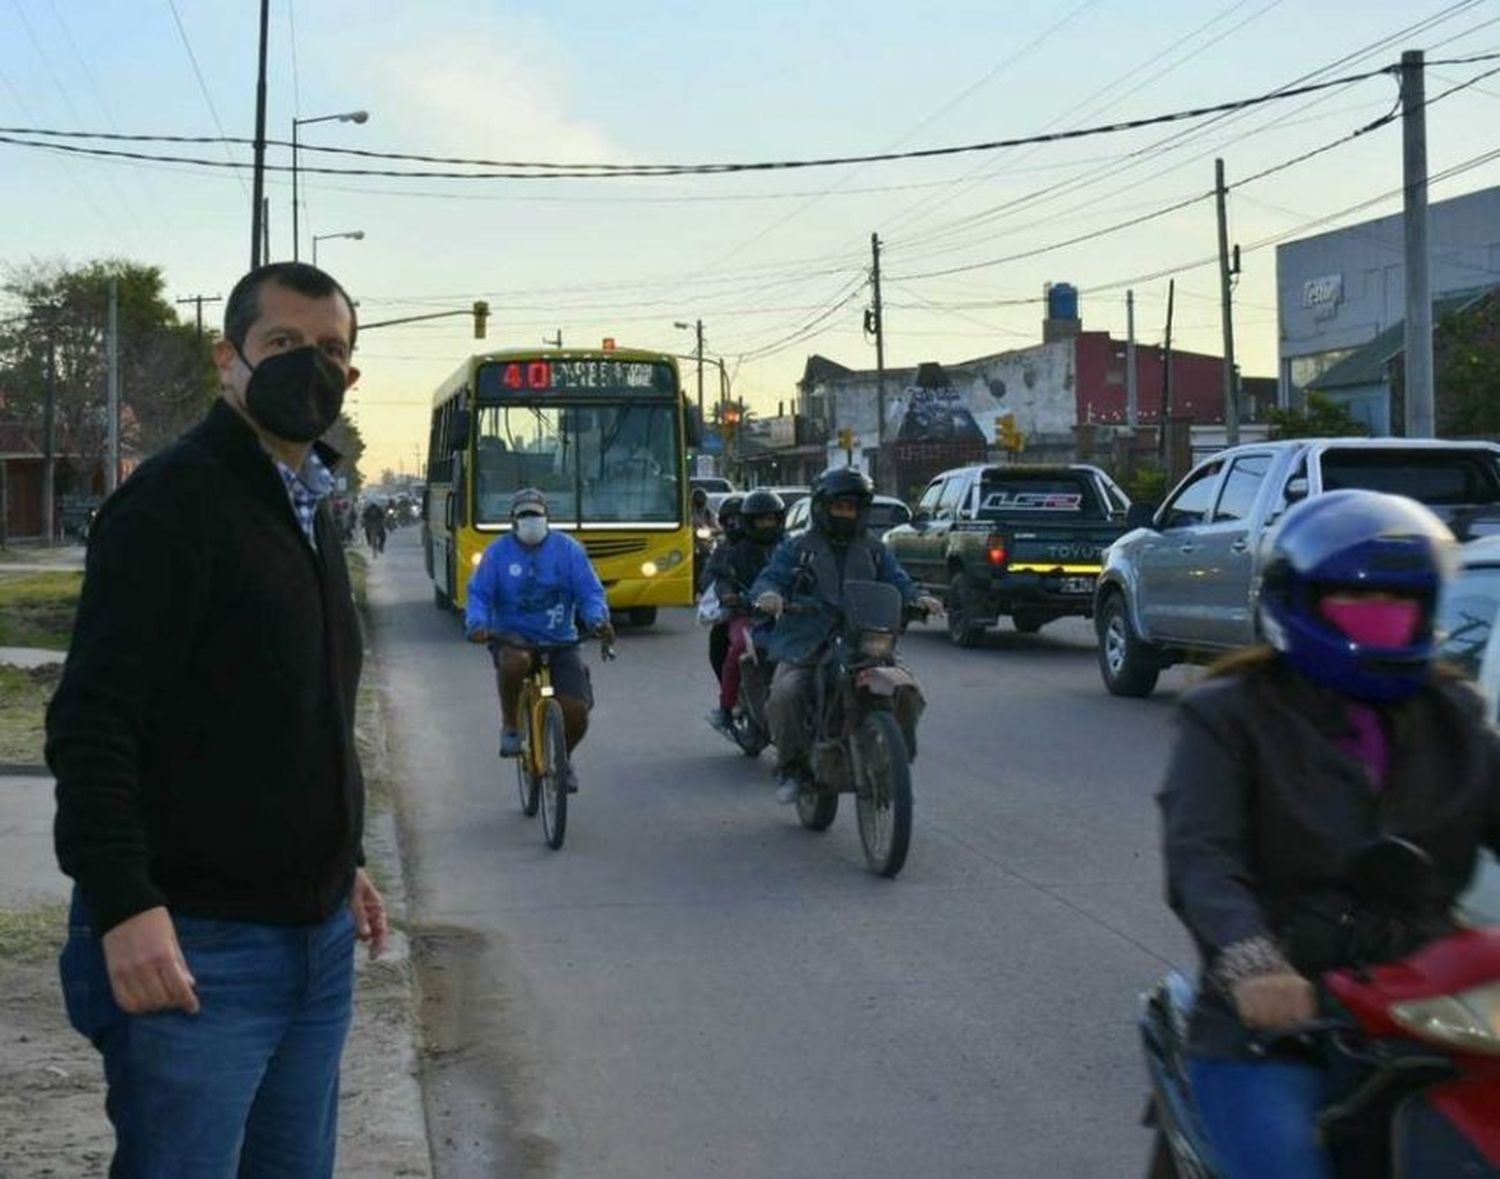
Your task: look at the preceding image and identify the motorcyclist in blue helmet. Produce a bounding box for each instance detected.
[1158,489,1500,1178]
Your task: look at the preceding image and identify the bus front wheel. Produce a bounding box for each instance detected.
[628,607,658,628]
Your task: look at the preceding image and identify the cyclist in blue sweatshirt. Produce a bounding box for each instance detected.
[466,488,613,777]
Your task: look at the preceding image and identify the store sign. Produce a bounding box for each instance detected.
[1302,274,1344,319]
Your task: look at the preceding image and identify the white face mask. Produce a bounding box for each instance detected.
[515,516,549,545]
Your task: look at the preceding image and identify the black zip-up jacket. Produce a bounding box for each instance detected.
[705,535,777,614]
[49,400,365,935]
[1160,657,1500,1056]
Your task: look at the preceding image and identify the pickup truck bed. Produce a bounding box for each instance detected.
[885,464,1131,647]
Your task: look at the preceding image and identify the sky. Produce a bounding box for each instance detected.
[3,0,1499,479]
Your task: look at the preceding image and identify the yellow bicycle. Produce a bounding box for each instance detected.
[511,636,615,849]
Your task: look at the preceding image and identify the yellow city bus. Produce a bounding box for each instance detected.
[423,347,696,625]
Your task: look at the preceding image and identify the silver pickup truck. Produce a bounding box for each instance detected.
[1094,438,1500,697]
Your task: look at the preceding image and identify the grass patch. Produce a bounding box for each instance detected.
[346,549,369,608]
[0,901,67,963]
[0,572,83,650]
[0,664,59,764]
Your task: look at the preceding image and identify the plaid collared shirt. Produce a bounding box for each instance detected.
[274,450,335,548]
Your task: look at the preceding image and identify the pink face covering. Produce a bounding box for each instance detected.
[1319,597,1423,647]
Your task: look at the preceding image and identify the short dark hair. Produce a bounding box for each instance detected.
[222,262,358,351]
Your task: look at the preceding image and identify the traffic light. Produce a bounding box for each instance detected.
[994,413,1023,453]
[472,300,489,339]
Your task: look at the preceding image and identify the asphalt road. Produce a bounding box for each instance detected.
[364,530,1204,1177]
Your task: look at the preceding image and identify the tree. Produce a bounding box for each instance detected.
[1266,391,1368,439]
[322,413,366,494]
[0,259,216,480]
[1436,300,1500,438]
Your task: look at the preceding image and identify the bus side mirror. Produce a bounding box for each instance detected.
[451,409,472,452]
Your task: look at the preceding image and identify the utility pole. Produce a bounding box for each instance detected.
[43,328,57,544]
[262,197,271,263]
[177,294,224,339]
[544,330,563,349]
[1402,49,1434,438]
[1158,279,1176,465]
[870,232,887,490]
[695,319,706,432]
[106,279,120,495]
[1125,289,1138,430]
[249,0,270,267]
[1215,158,1240,447]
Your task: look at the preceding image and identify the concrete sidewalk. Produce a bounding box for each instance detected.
[0,647,66,669]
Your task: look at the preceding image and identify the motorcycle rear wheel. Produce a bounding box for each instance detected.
[855,710,913,877]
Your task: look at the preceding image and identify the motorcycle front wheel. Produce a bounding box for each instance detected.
[855,710,912,877]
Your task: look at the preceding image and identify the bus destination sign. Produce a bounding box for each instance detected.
[480,358,676,398]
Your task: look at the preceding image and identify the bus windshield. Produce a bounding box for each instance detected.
[474,401,681,525]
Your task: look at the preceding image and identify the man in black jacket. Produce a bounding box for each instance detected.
[49,261,386,1177]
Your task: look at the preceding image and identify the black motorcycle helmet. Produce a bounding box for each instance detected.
[740,488,786,545]
[717,494,746,541]
[811,467,874,542]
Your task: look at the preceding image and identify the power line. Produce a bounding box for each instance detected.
[163,0,250,200]
[0,63,1420,179]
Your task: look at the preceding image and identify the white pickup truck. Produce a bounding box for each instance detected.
[1094,438,1500,697]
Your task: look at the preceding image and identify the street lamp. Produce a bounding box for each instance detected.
[673,319,705,429]
[312,230,364,268]
[293,109,369,261]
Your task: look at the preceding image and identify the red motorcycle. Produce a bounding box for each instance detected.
[1143,839,1500,1176]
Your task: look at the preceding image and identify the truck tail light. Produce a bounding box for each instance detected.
[987,534,1008,566]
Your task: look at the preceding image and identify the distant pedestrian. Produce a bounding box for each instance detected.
[49,260,386,1178]
[362,499,387,555]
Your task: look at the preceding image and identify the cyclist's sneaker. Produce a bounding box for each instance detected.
[775,770,801,805]
[707,707,733,734]
[499,729,521,758]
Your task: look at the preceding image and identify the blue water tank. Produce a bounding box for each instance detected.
[1048,282,1079,322]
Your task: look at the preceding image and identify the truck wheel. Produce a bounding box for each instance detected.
[1012,609,1049,635]
[946,574,986,649]
[1098,593,1160,698]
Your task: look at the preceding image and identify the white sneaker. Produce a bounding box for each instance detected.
[775,773,800,805]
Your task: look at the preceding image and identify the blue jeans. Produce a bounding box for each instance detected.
[1189,1055,1335,1179]
[59,889,356,1178]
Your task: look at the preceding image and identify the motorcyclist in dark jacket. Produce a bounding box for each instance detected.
[1159,490,1500,1179]
[707,494,745,684]
[751,468,940,803]
[705,489,786,733]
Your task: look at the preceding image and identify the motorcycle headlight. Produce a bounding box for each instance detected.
[859,630,896,660]
[696,526,713,541]
[1390,980,1500,1056]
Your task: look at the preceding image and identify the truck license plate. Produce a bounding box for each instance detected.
[1060,576,1096,595]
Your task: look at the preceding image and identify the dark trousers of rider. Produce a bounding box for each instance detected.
[766,663,814,772]
[497,648,589,751]
[1188,1056,1334,1179]
[718,617,755,712]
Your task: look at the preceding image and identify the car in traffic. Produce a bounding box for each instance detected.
[784,493,912,542]
[691,476,737,497]
[884,463,1132,646]
[1095,437,1500,697]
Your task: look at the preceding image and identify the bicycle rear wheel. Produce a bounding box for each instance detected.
[540,700,569,849]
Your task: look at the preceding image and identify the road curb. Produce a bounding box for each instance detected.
[0,764,49,778]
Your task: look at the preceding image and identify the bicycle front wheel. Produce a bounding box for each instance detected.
[855,710,912,878]
[516,726,540,817]
[540,700,569,850]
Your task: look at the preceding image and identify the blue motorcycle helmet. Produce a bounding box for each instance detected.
[1257,489,1458,702]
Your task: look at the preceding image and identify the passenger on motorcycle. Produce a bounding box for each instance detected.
[704,489,787,734]
[707,494,746,685]
[464,488,614,787]
[1159,490,1500,1179]
[751,468,940,803]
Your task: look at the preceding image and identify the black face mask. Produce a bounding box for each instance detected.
[236,344,348,443]
[823,514,858,542]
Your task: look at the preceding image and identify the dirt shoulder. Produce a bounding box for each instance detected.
[0,551,432,1177]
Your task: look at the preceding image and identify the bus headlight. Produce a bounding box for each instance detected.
[470,552,484,568]
[641,549,685,577]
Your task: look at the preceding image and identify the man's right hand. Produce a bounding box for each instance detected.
[101,906,200,1016]
[1231,971,1315,1030]
[466,626,491,644]
[756,591,785,617]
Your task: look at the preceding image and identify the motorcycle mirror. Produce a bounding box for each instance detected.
[1347,836,1437,916]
